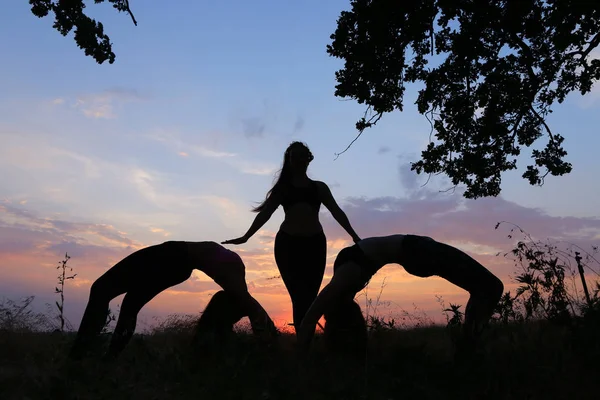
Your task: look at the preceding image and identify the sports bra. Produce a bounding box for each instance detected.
[279,180,321,213]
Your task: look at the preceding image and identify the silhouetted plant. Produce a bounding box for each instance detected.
[496,221,600,324]
[0,296,53,332]
[366,315,396,332]
[436,295,464,328]
[397,303,435,329]
[443,304,464,327]
[359,277,398,332]
[578,281,600,322]
[575,251,593,308]
[102,306,118,335]
[55,252,76,332]
[492,292,523,324]
[152,313,199,336]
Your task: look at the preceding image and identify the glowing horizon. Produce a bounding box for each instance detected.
[1,0,599,332]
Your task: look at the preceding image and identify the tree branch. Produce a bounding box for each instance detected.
[439,184,458,194]
[418,107,437,188]
[565,32,600,60]
[513,35,540,92]
[509,34,551,146]
[334,130,365,160]
[123,0,137,26]
[334,110,383,160]
[430,14,435,56]
[529,105,555,142]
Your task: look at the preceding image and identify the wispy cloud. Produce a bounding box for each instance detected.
[0,202,294,328]
[146,131,236,159]
[322,191,600,276]
[144,130,277,175]
[0,202,143,251]
[398,161,420,191]
[3,185,599,331]
[241,117,266,138]
[149,227,171,237]
[51,87,148,119]
[237,162,278,176]
[293,115,305,134]
[378,146,391,155]
[189,144,237,158]
[0,131,251,240]
[315,188,600,322]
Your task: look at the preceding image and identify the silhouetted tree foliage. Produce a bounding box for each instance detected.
[329,0,600,198]
[28,0,137,64]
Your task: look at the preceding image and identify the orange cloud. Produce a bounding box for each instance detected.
[149,227,171,237]
[0,203,297,329]
[2,190,599,332]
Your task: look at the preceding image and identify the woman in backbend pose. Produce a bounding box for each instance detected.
[297,234,504,350]
[68,240,276,360]
[223,141,361,331]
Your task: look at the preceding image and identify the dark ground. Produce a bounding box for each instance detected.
[1,319,599,400]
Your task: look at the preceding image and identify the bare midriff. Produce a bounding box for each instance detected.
[358,234,407,268]
[186,241,244,284]
[279,203,323,236]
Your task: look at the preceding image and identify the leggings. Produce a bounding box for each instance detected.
[274,230,327,329]
[69,241,192,359]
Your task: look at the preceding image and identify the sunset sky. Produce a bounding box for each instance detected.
[1,1,599,331]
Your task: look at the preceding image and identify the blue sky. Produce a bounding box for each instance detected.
[1,1,599,329]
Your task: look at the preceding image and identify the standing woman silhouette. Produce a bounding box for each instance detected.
[223,141,361,331]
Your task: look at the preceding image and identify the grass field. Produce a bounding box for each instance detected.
[1,317,599,400]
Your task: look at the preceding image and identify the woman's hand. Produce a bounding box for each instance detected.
[221,236,248,245]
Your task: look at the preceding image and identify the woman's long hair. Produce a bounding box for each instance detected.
[252,141,314,213]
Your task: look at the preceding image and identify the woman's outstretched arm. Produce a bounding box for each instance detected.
[316,181,361,243]
[222,194,280,245]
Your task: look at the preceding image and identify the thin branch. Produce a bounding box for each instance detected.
[425,107,436,143]
[420,172,433,188]
[419,107,437,188]
[529,105,555,142]
[123,0,137,26]
[552,242,600,277]
[509,107,526,140]
[538,170,550,186]
[334,110,383,160]
[430,13,435,56]
[334,130,366,160]
[505,33,545,124]
[439,184,458,194]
